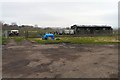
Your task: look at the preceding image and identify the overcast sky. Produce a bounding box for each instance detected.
[0,0,119,28]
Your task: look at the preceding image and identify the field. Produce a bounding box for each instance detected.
[2,36,119,45]
[2,36,119,78]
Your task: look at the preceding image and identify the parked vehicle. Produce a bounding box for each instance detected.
[9,30,19,36]
[64,29,74,35]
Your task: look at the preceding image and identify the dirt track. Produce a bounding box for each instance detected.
[2,39,118,78]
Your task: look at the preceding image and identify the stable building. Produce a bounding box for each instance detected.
[71,25,113,36]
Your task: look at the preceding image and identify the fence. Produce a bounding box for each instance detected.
[2,30,117,39]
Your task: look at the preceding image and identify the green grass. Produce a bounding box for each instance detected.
[28,36,119,44]
[13,37,25,42]
[28,38,66,44]
[2,37,8,45]
[1,36,119,45]
[1,36,25,44]
[0,36,2,44]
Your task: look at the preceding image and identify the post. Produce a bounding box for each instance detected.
[4,30,8,38]
[25,30,28,39]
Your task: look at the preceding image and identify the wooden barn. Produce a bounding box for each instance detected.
[71,25,113,36]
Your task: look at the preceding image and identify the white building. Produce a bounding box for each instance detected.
[64,29,74,34]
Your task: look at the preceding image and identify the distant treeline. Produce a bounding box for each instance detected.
[2,23,54,30]
[2,23,59,35]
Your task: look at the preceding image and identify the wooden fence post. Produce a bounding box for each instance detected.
[4,30,8,38]
[25,30,28,39]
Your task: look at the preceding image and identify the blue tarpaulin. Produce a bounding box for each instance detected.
[43,33,54,40]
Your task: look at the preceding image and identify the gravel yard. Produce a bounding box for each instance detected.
[2,39,118,78]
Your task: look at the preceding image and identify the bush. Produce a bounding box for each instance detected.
[14,37,25,42]
[2,37,8,45]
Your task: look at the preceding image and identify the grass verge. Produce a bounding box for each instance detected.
[28,36,119,44]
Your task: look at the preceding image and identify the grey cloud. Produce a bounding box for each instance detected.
[1,1,118,28]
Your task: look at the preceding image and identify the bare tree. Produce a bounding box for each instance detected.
[11,22,18,27]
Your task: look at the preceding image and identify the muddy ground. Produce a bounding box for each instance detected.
[2,39,118,78]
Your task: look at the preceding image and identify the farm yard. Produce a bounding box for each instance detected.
[1,1,119,78]
[1,21,119,78]
[2,36,119,78]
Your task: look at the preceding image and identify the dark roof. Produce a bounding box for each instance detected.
[71,25,112,28]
